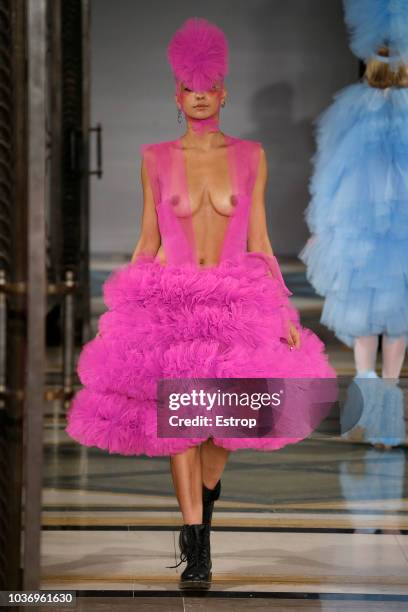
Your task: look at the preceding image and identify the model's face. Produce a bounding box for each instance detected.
[175,80,226,120]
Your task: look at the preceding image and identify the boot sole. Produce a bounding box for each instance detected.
[179,573,212,591]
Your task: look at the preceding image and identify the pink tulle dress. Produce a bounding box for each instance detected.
[65,134,338,456]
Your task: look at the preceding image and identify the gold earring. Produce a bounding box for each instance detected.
[221,99,226,107]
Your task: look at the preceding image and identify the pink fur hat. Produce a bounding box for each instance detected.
[167,17,229,92]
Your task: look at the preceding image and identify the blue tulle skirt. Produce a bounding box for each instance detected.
[299,82,408,348]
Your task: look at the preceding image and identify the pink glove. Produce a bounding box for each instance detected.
[249,252,299,341]
[267,254,293,297]
[248,251,293,296]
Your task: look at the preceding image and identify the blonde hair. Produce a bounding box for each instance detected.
[364,47,408,88]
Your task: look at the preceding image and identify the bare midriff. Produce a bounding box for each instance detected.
[157,135,237,268]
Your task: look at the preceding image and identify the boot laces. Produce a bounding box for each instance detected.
[166,549,187,569]
[166,527,209,569]
[166,538,200,570]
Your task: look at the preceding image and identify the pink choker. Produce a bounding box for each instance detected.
[188,115,220,135]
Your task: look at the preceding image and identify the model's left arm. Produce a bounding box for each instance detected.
[247,146,301,349]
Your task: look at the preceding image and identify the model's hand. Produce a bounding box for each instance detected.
[287,322,301,350]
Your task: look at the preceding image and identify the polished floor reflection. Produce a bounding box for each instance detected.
[40,257,408,611]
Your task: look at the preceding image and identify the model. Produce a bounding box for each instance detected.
[65,17,338,590]
[299,0,408,449]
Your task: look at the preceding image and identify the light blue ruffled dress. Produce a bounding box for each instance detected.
[299,81,408,349]
[299,81,407,448]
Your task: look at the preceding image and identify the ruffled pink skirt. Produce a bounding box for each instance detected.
[65,252,338,456]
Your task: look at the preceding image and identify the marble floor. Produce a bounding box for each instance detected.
[39,257,408,610]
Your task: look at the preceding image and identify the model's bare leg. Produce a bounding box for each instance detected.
[169,445,203,524]
[169,439,230,523]
[354,335,379,374]
[381,334,407,381]
[200,437,230,489]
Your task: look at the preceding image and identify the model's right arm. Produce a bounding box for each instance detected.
[130,154,161,263]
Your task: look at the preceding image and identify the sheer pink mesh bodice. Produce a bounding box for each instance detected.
[64,133,339,459]
[140,134,261,266]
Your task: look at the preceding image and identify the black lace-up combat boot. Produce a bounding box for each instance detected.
[167,523,212,589]
[167,479,221,584]
[178,523,212,590]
